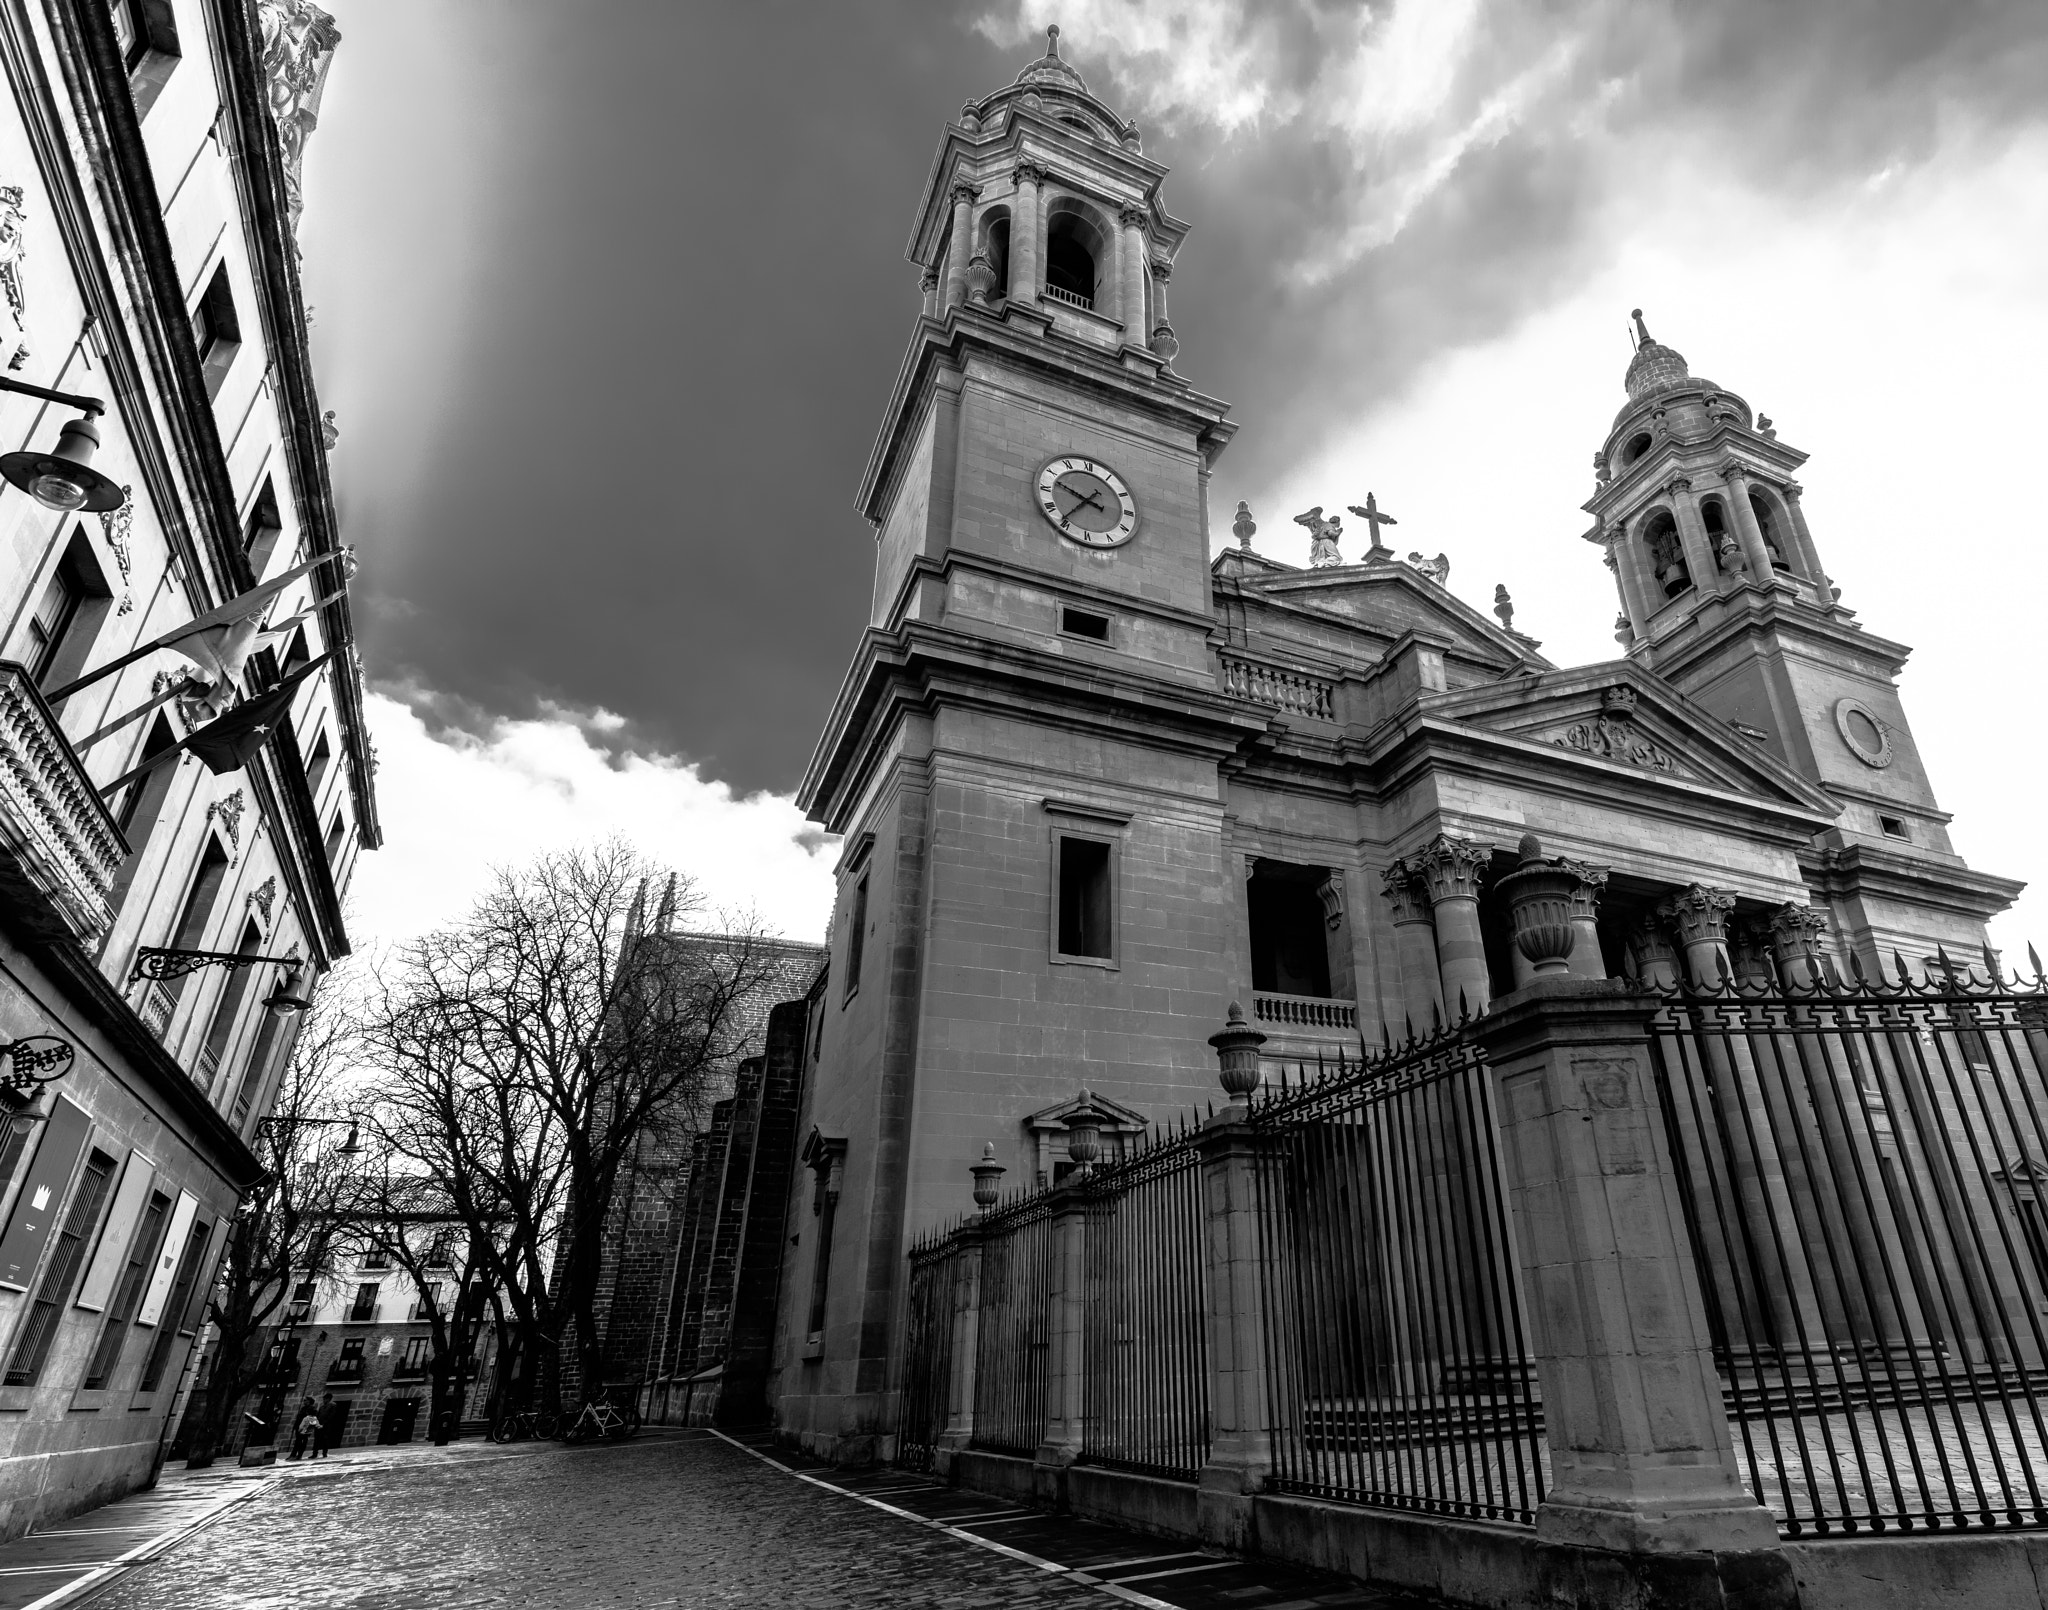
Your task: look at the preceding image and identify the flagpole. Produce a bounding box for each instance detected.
[95,652,332,797]
[73,676,198,754]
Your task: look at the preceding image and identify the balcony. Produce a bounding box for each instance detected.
[345,1303,381,1324]
[1219,654,1336,723]
[1250,991,1362,1062]
[0,662,126,943]
[326,1360,365,1383]
[1042,282,1092,311]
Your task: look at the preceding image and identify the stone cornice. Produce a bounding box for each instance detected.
[1584,422,1811,521]
[1799,842,2025,924]
[1648,594,1912,685]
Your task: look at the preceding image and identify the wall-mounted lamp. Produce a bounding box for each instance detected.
[0,376,126,513]
[133,947,311,1017]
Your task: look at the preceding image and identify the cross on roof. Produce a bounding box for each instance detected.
[1346,492,1398,556]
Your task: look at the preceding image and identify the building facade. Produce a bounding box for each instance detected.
[0,0,373,1535]
[767,32,2022,1464]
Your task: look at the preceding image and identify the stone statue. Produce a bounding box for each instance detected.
[1408,551,1451,586]
[0,184,28,372]
[1293,507,1344,568]
[256,0,342,231]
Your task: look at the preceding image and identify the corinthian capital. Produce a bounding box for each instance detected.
[1011,160,1049,188]
[949,179,981,207]
[1380,859,1431,924]
[1118,201,1149,230]
[1413,834,1495,905]
[1658,884,1737,947]
[1148,257,1172,283]
[1767,902,1828,951]
[1554,859,1610,920]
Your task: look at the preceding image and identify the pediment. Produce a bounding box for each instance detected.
[1424,664,1841,814]
[1219,557,1547,674]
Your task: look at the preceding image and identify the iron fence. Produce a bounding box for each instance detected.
[1647,959,2048,1535]
[1248,1037,1547,1525]
[1079,1126,1210,1478]
[897,1231,958,1474]
[971,1192,1060,1455]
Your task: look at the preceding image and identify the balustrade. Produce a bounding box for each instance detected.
[1218,654,1336,722]
[0,662,126,943]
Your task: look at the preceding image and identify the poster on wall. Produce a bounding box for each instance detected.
[0,1096,91,1290]
[136,1191,198,1327]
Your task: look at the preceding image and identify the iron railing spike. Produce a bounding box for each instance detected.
[2030,942,2045,985]
[1847,950,1867,985]
[1984,943,2003,986]
[1893,949,1914,988]
[1207,1099,1215,1120]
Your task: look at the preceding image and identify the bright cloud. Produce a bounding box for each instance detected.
[346,690,838,952]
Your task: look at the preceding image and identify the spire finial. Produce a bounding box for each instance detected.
[1631,307,1651,348]
[1046,23,1060,57]
[1232,501,1256,549]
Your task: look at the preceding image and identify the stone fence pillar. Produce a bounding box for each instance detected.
[1475,977,1794,1608]
[1194,1109,1277,1549]
[933,1224,985,1478]
[1032,1186,1089,1494]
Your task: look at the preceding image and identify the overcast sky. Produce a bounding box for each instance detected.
[299,0,2048,961]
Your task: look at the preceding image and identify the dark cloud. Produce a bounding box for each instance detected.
[307,0,2048,798]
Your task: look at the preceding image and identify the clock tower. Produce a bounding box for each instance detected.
[786,28,1247,1463]
[852,24,1235,674]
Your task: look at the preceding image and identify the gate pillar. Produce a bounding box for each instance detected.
[1476,977,1794,1607]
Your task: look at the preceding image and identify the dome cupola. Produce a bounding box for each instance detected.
[1623,308,1692,401]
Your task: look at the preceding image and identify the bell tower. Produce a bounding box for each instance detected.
[1583,312,2019,949]
[852,26,1234,672]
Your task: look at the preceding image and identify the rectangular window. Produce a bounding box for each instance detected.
[1059,605,1111,642]
[198,921,264,1091]
[161,838,230,1010]
[325,811,347,866]
[806,1195,837,1344]
[4,1150,117,1386]
[348,1281,379,1322]
[25,565,80,687]
[306,729,333,798]
[1879,814,1909,840]
[22,530,111,693]
[136,1215,209,1390]
[841,873,869,1001]
[242,477,283,577]
[394,1336,430,1378]
[329,1336,366,1382]
[1246,858,1336,998]
[412,1280,441,1321]
[190,264,241,398]
[108,0,180,116]
[81,1190,172,1390]
[1054,835,1114,961]
[231,1007,285,1124]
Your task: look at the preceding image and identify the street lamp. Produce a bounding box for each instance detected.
[132,947,312,1016]
[0,375,126,513]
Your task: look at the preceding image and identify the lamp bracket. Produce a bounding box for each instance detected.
[130,946,298,983]
[0,374,106,416]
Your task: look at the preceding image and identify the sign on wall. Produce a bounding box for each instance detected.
[0,1096,91,1290]
[136,1191,197,1327]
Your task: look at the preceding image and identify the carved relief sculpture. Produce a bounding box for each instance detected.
[206,787,248,849]
[0,184,28,371]
[255,0,342,232]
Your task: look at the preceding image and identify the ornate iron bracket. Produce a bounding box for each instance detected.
[1,1035,74,1092]
[129,945,298,984]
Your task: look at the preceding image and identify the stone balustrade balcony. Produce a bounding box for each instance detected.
[1218,652,1336,722]
[0,661,127,945]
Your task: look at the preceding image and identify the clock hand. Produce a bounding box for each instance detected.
[1058,482,1107,516]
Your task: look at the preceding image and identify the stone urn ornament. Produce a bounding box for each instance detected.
[965,250,998,306]
[970,1141,1006,1210]
[1495,834,1580,976]
[1208,1001,1268,1103]
[1064,1089,1107,1172]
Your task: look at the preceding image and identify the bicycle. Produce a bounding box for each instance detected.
[488,1404,560,1443]
[560,1396,641,1444]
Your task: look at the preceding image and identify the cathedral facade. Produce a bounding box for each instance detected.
[768,31,2020,1463]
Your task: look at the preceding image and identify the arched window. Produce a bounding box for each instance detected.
[1621,431,1653,467]
[1749,492,1790,571]
[978,206,1010,301]
[1699,497,1728,543]
[1044,203,1106,310]
[1639,509,1690,598]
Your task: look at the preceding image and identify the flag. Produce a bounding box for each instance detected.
[184,654,332,775]
[45,548,354,704]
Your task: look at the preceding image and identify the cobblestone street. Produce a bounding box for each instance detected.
[58,1431,1434,1609]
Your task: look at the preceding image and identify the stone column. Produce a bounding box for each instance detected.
[1779,481,1828,591]
[933,1225,985,1475]
[1665,477,1724,591]
[1606,540,1651,651]
[1148,256,1179,361]
[1117,202,1148,345]
[1629,914,1683,988]
[1195,1107,1278,1549]
[1381,859,1445,1039]
[1475,978,1790,1592]
[1721,464,1776,580]
[941,181,977,311]
[1008,162,1043,305]
[1413,834,1496,1018]
[1766,903,1829,991]
[1560,859,1610,979]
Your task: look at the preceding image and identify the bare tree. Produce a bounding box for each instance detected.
[183,980,367,1466]
[359,839,773,1410]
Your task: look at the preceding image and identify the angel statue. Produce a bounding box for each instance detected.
[1293,506,1344,568]
[1408,551,1451,586]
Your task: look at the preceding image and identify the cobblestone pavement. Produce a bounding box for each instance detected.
[71,1430,1445,1609]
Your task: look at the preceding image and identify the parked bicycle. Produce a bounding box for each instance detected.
[560,1396,641,1444]
[488,1404,560,1443]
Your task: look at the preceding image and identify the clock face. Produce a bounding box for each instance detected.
[1036,456,1137,549]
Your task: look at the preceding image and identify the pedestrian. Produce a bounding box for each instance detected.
[288,1396,316,1460]
[315,1391,338,1459]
